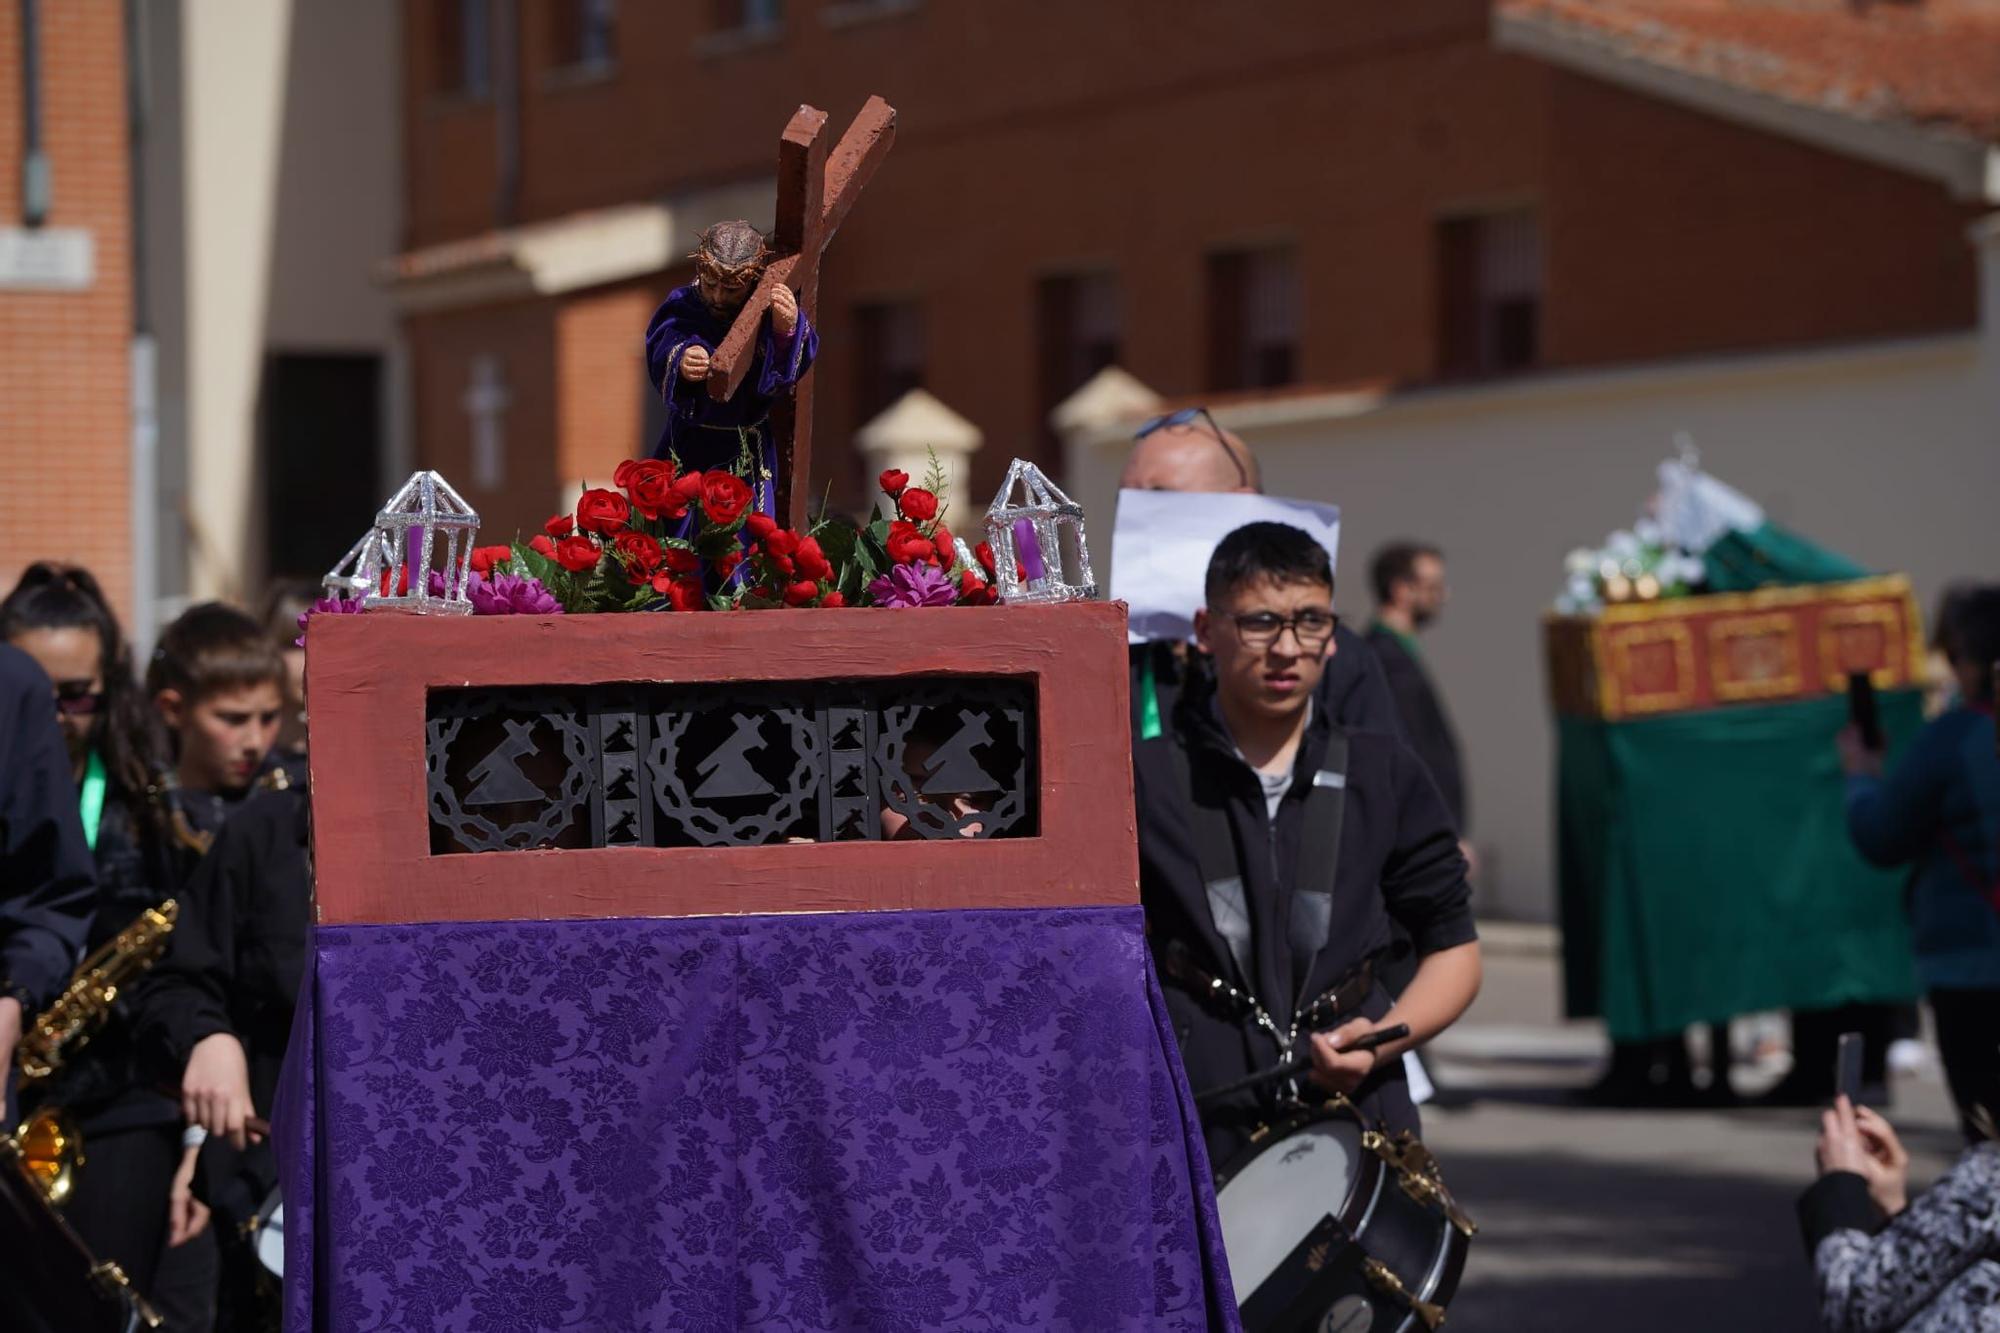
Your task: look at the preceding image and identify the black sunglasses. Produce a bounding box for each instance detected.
[53,679,102,717]
[1134,406,1250,489]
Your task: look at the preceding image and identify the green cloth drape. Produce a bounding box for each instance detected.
[1701,520,1869,593]
[1557,690,1922,1041]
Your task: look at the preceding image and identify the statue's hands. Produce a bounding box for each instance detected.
[679,345,712,382]
[770,284,799,337]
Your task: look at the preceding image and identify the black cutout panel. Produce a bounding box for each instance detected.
[425,678,1036,853]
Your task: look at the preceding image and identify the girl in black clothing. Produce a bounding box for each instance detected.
[0,563,220,1331]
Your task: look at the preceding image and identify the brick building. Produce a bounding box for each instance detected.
[0,0,134,614]
[388,0,1997,541]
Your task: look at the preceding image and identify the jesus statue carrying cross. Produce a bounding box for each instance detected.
[643,96,897,529]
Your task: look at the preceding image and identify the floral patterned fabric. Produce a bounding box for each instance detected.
[275,907,1240,1331]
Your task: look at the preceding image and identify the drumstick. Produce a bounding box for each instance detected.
[1193,1024,1411,1108]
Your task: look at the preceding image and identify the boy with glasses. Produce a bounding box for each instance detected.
[1134,521,1481,1163]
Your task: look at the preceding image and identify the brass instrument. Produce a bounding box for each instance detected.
[19,901,178,1080]
[11,901,179,1204]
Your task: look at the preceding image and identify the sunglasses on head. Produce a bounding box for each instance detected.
[53,680,102,717]
[1133,406,1250,489]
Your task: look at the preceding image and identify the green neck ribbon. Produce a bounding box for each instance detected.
[79,749,107,852]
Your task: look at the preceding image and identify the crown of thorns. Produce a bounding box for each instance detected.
[692,222,771,286]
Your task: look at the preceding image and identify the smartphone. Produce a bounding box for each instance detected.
[1836,1031,1865,1105]
[1847,672,1884,752]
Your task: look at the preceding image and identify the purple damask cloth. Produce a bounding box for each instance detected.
[274,906,1240,1331]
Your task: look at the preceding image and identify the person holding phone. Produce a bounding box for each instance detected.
[1840,584,2000,1142]
[1798,1096,2000,1330]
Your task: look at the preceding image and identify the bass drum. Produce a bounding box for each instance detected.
[1213,1104,1472,1333]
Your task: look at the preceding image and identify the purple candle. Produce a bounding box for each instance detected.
[1012,518,1047,584]
[406,525,426,577]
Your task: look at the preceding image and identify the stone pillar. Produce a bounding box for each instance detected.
[854,389,983,518]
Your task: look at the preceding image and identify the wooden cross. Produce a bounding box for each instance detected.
[706,95,897,529]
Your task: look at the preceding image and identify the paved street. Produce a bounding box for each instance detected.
[1418,926,1964,1332]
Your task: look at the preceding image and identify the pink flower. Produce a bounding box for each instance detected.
[472,573,564,615]
[867,561,958,609]
[295,595,365,646]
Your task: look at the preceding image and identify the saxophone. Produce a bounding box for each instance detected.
[11,901,179,1203]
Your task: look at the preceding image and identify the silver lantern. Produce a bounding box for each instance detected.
[983,459,1096,605]
[361,470,480,614]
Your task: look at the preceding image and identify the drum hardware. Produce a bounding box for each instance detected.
[1361,1130,1476,1239]
[1360,1257,1446,1331]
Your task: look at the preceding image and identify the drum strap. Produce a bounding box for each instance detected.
[1167,729,1351,1015]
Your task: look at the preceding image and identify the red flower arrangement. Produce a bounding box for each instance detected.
[501,452,996,613]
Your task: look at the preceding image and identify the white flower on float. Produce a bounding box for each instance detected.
[1564,547,1597,577]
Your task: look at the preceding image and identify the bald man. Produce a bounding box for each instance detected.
[1121,416,1401,743]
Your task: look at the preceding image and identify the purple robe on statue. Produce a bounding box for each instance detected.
[644,283,818,516]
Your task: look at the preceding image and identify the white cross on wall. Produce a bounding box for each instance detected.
[463,355,511,491]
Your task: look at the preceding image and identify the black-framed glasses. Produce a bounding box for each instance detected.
[1134,406,1250,489]
[1228,609,1337,651]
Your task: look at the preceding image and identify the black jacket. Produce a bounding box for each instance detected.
[1135,677,1476,1168]
[0,645,94,1012]
[135,785,311,1224]
[22,783,190,1135]
[1130,621,1404,742]
[1365,624,1466,831]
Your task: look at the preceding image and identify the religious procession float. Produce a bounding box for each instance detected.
[1544,452,1926,1057]
[0,92,1485,1333]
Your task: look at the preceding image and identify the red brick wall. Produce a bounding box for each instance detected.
[0,0,132,614]
[399,0,1981,520]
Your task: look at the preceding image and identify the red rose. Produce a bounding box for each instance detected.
[613,531,664,580]
[700,472,753,528]
[575,488,630,536]
[931,524,956,568]
[554,535,601,572]
[469,544,514,576]
[650,573,705,611]
[660,545,700,575]
[544,514,575,539]
[529,534,556,557]
[765,529,799,558]
[745,514,779,542]
[612,458,643,490]
[974,541,996,576]
[784,581,820,607]
[821,590,847,609]
[716,550,744,578]
[795,536,833,583]
[897,487,939,523]
[879,469,910,497]
[667,577,705,612]
[886,520,933,565]
[618,459,678,520]
[960,570,997,605]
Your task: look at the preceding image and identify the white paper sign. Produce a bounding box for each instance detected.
[1110,489,1341,643]
[0,227,94,290]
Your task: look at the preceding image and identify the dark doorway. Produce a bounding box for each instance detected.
[263,353,383,580]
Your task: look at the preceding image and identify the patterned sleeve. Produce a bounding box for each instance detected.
[1815,1144,2000,1332]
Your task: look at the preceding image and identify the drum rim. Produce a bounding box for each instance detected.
[1212,1101,1376,1191]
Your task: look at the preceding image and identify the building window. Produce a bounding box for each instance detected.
[715,0,784,32]
[1207,245,1299,392]
[548,0,616,72]
[1437,208,1542,378]
[853,300,924,430]
[1036,270,1121,453]
[435,0,493,98]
